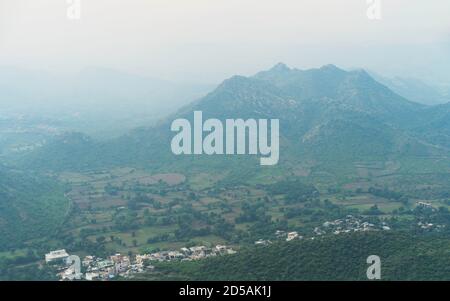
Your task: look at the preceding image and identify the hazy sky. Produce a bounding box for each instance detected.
[0,0,449,83]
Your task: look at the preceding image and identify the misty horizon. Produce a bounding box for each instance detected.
[0,0,449,85]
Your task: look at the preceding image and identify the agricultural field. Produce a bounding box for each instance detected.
[17,159,444,262]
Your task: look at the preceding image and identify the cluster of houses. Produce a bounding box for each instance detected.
[417,221,446,231]
[414,203,446,231]
[45,250,148,281]
[253,215,392,246]
[416,201,436,211]
[135,245,236,263]
[81,253,146,281]
[275,230,302,241]
[254,230,302,245]
[318,215,391,235]
[45,244,236,281]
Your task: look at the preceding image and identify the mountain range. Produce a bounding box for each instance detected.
[368,71,450,106]
[14,64,450,177]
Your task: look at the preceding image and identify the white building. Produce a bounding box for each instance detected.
[215,245,228,253]
[85,272,99,281]
[286,232,299,241]
[417,202,434,210]
[180,247,190,254]
[45,249,69,263]
[254,239,271,246]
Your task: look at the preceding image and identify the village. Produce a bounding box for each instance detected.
[317,215,391,235]
[45,245,236,281]
[45,215,397,281]
[254,215,392,246]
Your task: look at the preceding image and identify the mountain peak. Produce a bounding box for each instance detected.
[319,64,344,72]
[219,75,250,86]
[214,75,258,92]
[270,62,291,72]
[252,63,293,81]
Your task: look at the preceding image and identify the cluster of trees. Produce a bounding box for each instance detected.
[113,211,140,231]
[0,262,57,281]
[235,201,270,223]
[147,231,450,281]
[368,187,405,202]
[265,179,319,204]
[0,168,69,251]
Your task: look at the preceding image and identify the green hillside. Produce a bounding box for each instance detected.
[0,166,69,250]
[142,231,450,281]
[16,64,449,174]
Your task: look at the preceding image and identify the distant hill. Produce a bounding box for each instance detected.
[0,66,214,137]
[16,64,450,175]
[414,102,450,148]
[368,71,449,106]
[0,165,69,250]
